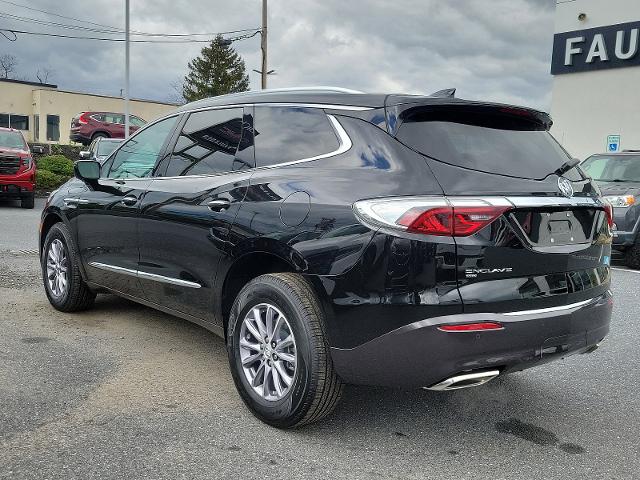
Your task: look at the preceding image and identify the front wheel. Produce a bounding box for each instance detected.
[41,223,96,312]
[227,273,343,428]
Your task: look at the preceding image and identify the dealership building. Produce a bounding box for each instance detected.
[551,0,640,158]
[0,78,177,144]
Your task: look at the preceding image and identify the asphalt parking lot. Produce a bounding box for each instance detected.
[1,199,639,479]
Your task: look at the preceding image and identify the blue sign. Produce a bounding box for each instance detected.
[607,135,621,152]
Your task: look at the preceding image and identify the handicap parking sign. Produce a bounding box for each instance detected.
[607,135,620,152]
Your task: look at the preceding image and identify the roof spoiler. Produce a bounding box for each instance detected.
[428,88,456,98]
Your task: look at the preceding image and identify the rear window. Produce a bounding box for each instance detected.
[395,107,572,179]
[97,140,120,158]
[254,106,339,167]
[0,130,26,149]
[581,155,640,182]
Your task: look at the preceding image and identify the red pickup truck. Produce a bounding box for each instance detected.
[0,127,35,209]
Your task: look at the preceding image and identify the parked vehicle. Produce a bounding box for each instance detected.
[40,88,613,428]
[0,127,35,208]
[79,137,123,163]
[70,112,146,145]
[581,151,640,268]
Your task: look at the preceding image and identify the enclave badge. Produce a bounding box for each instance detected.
[558,177,574,198]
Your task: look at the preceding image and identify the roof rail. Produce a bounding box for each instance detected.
[428,88,456,98]
[255,86,364,94]
[216,86,364,99]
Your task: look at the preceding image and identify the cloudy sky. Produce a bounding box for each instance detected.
[0,0,556,110]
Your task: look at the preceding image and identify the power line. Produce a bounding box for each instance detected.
[0,0,260,38]
[0,0,134,33]
[0,27,261,43]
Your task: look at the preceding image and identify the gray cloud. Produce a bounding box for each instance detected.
[0,0,556,110]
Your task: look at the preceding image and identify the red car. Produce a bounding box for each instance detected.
[0,127,35,209]
[69,112,146,145]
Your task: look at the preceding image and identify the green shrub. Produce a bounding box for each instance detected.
[36,169,64,191]
[37,155,74,177]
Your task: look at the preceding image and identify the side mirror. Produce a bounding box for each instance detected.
[79,150,91,160]
[74,160,100,181]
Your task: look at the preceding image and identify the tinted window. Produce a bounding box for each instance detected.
[104,113,124,124]
[108,116,178,179]
[0,114,8,128]
[582,155,640,182]
[97,140,120,157]
[164,108,247,176]
[396,107,571,180]
[254,107,339,167]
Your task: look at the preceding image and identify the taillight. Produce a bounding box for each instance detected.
[78,112,92,124]
[603,202,614,228]
[353,197,512,237]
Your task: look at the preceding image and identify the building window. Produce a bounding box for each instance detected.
[34,114,39,141]
[46,114,60,141]
[0,113,30,130]
[10,115,29,130]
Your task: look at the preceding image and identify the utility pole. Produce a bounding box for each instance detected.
[261,0,268,89]
[124,0,130,138]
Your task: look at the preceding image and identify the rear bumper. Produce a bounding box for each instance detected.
[70,132,91,144]
[330,290,612,388]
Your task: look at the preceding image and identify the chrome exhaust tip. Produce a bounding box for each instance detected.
[424,370,500,391]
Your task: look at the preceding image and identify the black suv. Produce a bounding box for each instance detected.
[40,88,613,428]
[581,152,640,268]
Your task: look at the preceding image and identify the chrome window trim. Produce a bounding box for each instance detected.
[89,261,201,289]
[254,114,352,170]
[147,113,352,181]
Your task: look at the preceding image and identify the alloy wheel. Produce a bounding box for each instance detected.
[238,303,297,401]
[46,239,69,298]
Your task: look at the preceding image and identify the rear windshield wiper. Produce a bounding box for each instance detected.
[554,158,580,176]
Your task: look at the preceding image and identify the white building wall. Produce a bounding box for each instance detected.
[550,0,640,159]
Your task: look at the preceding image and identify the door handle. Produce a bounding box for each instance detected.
[121,195,138,206]
[207,199,231,212]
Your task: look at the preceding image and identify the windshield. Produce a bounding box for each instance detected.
[0,130,26,150]
[581,155,640,182]
[97,141,120,157]
[395,107,572,179]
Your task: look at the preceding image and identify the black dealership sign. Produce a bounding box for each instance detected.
[551,21,640,75]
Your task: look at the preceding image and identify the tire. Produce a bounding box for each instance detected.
[625,241,640,269]
[91,132,108,141]
[41,222,96,312]
[21,194,35,209]
[227,273,343,428]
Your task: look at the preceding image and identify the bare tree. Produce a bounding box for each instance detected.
[0,54,17,79]
[36,67,54,84]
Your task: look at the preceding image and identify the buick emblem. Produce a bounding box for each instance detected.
[558,177,574,198]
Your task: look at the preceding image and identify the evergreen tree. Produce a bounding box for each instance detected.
[182,35,250,102]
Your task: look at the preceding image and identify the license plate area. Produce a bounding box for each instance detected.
[510,208,596,247]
